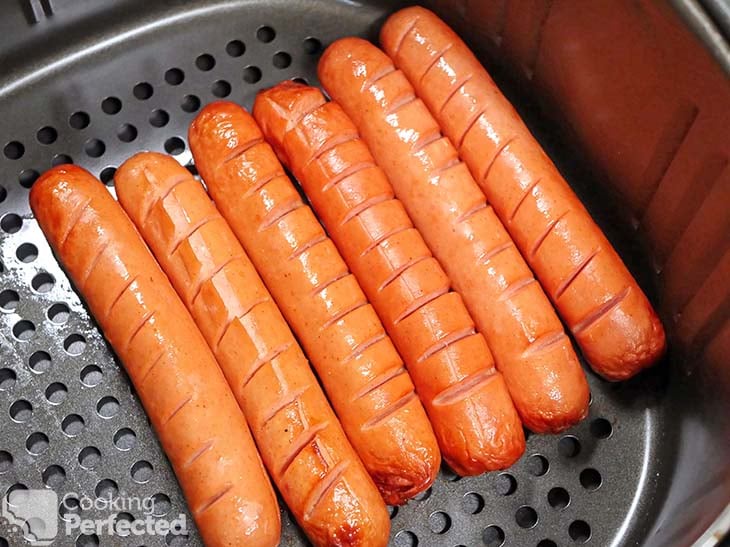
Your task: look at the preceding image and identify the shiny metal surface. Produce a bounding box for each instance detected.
[0,1,725,545]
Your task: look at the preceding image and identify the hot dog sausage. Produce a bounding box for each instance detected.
[29,166,280,547]
[188,102,440,504]
[114,152,390,546]
[253,82,525,474]
[381,6,666,380]
[319,38,590,433]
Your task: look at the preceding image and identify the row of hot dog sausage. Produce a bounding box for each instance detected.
[30,7,665,547]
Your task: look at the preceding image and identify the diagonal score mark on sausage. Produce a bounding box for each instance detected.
[362,391,418,430]
[169,213,221,256]
[79,239,110,291]
[182,439,215,470]
[428,157,461,184]
[310,270,349,297]
[439,73,473,115]
[213,296,270,352]
[386,93,418,116]
[572,287,631,335]
[360,225,412,257]
[125,309,155,352]
[322,161,377,193]
[412,130,442,154]
[194,483,234,516]
[529,210,570,260]
[58,198,92,251]
[480,136,516,183]
[362,65,396,93]
[285,100,327,135]
[393,285,449,325]
[478,242,512,265]
[278,422,330,477]
[139,350,166,385]
[343,332,386,363]
[303,460,350,520]
[321,300,369,332]
[104,274,139,321]
[509,177,542,222]
[241,342,293,391]
[223,138,264,165]
[378,254,430,292]
[497,276,537,303]
[262,386,309,426]
[419,42,454,85]
[190,253,247,307]
[457,201,488,224]
[455,106,490,149]
[163,395,193,426]
[258,197,305,231]
[554,248,601,300]
[432,368,498,407]
[417,326,476,363]
[391,16,420,58]
[141,172,190,225]
[244,170,285,199]
[522,330,569,358]
[340,192,393,227]
[355,366,408,400]
[289,234,329,260]
[304,131,360,168]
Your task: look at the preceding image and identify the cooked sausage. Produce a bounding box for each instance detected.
[114,152,390,546]
[253,82,525,474]
[188,101,440,504]
[319,38,590,433]
[29,165,280,547]
[381,6,666,380]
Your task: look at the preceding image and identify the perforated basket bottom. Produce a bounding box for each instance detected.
[0,1,673,546]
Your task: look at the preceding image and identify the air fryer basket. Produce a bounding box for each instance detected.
[0,1,727,546]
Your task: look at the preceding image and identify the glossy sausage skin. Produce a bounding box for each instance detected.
[30,166,280,547]
[189,102,440,504]
[115,153,390,547]
[319,38,590,433]
[381,6,666,380]
[254,82,525,474]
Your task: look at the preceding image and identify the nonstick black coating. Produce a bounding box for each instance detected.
[0,1,681,546]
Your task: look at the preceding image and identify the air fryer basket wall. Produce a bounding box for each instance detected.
[0,1,727,546]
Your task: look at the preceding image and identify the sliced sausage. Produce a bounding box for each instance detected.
[319,38,590,433]
[30,165,280,547]
[381,6,666,380]
[114,152,390,546]
[253,82,525,474]
[188,102,440,504]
